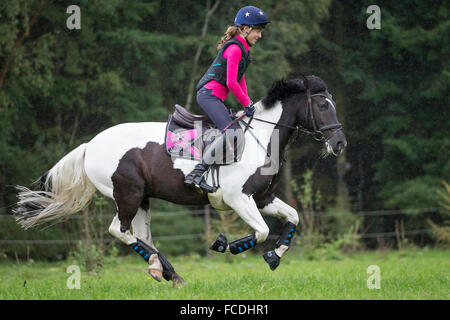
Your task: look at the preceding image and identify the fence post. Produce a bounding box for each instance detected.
[204,204,211,257]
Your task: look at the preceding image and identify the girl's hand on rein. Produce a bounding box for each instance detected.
[244,101,255,117]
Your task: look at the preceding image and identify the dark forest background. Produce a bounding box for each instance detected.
[0,0,448,260]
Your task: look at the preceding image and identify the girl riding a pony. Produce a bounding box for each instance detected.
[184,5,270,193]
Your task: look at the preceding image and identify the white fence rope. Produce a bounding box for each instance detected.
[0,207,444,219]
[0,230,435,245]
[0,234,206,244]
[0,207,441,245]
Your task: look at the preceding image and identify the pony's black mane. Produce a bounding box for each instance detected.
[262,75,327,108]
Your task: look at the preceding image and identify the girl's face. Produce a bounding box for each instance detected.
[243,27,263,46]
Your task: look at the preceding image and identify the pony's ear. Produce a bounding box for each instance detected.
[297,74,309,91]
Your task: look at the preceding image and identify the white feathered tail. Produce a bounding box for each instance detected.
[14,143,96,229]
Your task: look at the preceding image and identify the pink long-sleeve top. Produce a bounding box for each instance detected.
[203,35,252,107]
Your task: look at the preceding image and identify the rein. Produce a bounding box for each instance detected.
[248,92,342,143]
[233,87,343,169]
[221,76,343,171]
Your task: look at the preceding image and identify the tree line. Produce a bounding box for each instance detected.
[0,0,448,256]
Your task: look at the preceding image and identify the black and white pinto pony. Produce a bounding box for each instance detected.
[14,75,347,286]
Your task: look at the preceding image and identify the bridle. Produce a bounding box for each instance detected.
[304,91,343,142]
[246,90,342,144]
[224,77,343,168]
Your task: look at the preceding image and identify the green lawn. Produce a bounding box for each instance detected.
[0,249,448,300]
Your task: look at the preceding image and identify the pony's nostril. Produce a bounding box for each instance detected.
[337,140,347,150]
[335,141,346,155]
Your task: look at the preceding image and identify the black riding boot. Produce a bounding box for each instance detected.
[184,162,215,193]
[184,127,243,193]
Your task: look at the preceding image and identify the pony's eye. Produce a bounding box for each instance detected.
[319,103,328,110]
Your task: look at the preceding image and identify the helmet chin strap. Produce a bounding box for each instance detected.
[242,26,253,46]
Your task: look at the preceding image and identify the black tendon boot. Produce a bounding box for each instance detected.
[130,238,158,262]
[262,250,280,270]
[210,233,228,253]
[184,162,215,193]
[263,222,296,270]
[229,234,257,255]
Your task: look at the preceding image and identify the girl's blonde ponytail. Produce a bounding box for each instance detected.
[217,25,245,50]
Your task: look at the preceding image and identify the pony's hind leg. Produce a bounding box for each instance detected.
[109,157,156,269]
[107,173,160,281]
[109,150,184,286]
[131,206,185,286]
[108,213,163,280]
[132,207,163,282]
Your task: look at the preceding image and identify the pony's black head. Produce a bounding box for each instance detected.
[262,75,347,156]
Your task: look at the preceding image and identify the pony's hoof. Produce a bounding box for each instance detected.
[148,253,163,281]
[148,268,162,282]
[263,250,280,271]
[210,233,228,253]
[172,274,186,288]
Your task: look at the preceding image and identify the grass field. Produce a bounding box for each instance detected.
[0,248,448,300]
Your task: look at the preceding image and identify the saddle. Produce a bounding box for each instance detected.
[165,104,244,162]
[165,105,218,161]
[171,104,215,129]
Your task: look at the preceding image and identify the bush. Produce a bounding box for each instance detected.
[299,224,361,261]
[428,181,450,247]
[292,169,362,260]
[69,241,103,273]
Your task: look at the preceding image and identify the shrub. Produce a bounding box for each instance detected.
[70,241,103,273]
[428,181,450,247]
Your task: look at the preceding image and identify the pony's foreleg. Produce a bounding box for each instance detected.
[131,208,185,286]
[212,192,269,255]
[259,197,299,270]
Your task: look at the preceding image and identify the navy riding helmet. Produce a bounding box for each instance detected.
[234,6,270,29]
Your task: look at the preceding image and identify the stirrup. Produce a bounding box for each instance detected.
[184,165,216,193]
[184,173,216,193]
[193,175,216,193]
[184,163,208,185]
